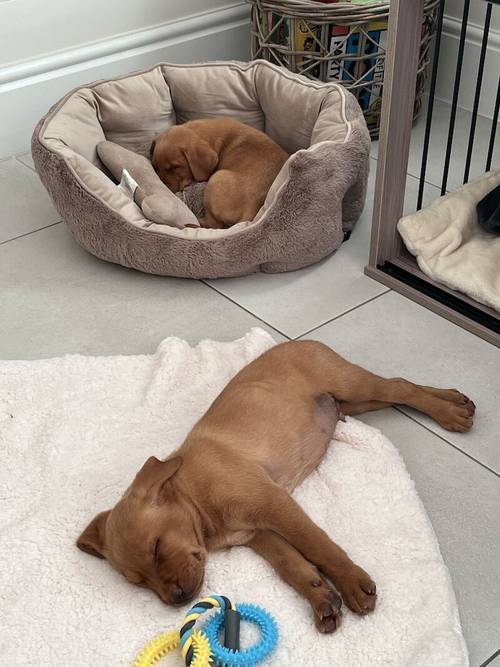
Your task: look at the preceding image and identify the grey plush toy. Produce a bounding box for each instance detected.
[97,141,204,229]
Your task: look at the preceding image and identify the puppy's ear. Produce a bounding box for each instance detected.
[184,138,218,182]
[132,456,183,498]
[149,139,156,160]
[77,510,110,559]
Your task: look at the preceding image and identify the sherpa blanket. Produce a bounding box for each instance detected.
[398,168,500,313]
[0,329,468,666]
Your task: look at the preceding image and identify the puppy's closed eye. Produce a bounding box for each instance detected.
[153,538,161,562]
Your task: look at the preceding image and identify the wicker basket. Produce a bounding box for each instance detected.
[249,0,440,138]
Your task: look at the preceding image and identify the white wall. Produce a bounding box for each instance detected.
[0,0,238,66]
[0,1,251,157]
[444,0,500,31]
[436,0,500,119]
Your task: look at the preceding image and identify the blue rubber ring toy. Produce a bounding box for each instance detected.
[203,603,279,667]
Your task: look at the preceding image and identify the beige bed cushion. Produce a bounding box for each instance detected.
[165,62,265,132]
[40,60,351,240]
[43,89,106,167]
[96,68,176,155]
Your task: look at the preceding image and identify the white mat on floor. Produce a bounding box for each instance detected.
[0,329,468,666]
[398,167,500,313]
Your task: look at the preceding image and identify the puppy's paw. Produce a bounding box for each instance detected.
[338,565,376,616]
[310,579,343,633]
[435,397,475,432]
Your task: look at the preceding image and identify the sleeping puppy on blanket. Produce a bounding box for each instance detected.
[77,340,475,633]
[150,118,288,229]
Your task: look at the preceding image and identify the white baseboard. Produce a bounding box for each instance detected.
[0,3,251,158]
[436,15,500,120]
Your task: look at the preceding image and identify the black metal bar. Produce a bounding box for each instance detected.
[463,3,492,183]
[441,0,470,195]
[417,0,446,210]
[379,262,500,333]
[486,75,500,172]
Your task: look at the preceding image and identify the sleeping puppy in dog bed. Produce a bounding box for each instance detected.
[150,118,288,229]
[77,340,475,633]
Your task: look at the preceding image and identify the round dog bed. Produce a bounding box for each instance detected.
[32,60,370,279]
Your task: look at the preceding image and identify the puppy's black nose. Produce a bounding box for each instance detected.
[172,586,185,604]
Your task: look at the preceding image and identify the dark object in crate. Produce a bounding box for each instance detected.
[248,0,440,139]
[477,184,500,235]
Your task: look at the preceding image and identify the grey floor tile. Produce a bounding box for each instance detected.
[371,98,499,193]
[358,409,500,667]
[16,152,36,171]
[307,290,500,474]
[482,651,500,667]
[0,224,285,360]
[0,158,60,244]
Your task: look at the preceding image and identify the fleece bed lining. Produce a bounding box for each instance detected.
[398,168,500,313]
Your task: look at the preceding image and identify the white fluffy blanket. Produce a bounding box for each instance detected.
[0,329,468,666]
[398,168,500,313]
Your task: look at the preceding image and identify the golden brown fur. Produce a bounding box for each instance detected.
[150,118,288,228]
[78,341,475,632]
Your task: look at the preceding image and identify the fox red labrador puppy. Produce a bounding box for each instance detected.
[150,118,288,229]
[78,341,475,632]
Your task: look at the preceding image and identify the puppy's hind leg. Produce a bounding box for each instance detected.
[198,211,225,229]
[248,531,342,633]
[293,341,475,432]
[202,170,249,228]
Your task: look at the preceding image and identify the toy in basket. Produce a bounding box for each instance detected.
[248,0,440,138]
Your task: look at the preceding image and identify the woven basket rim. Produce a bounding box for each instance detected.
[247,0,439,14]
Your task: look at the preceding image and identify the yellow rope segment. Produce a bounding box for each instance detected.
[133,630,211,667]
[180,596,237,661]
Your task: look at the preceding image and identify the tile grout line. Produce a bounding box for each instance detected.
[370,151,451,193]
[296,288,391,340]
[481,648,500,667]
[15,154,36,172]
[0,221,62,246]
[201,281,292,341]
[393,406,500,479]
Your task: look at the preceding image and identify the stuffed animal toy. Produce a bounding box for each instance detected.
[477,184,500,235]
[97,141,205,229]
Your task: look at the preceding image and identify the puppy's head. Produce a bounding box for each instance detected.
[77,456,206,606]
[151,126,218,191]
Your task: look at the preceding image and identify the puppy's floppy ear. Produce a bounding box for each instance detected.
[77,510,110,559]
[132,455,183,498]
[183,138,218,182]
[149,139,156,160]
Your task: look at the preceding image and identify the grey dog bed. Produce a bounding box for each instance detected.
[32,60,370,279]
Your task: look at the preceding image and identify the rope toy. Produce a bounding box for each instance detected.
[180,595,235,665]
[203,603,279,667]
[133,594,278,667]
[134,630,211,667]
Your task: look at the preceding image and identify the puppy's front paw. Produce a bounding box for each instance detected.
[338,565,376,615]
[310,579,342,633]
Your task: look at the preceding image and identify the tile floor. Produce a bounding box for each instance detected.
[1,102,499,666]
